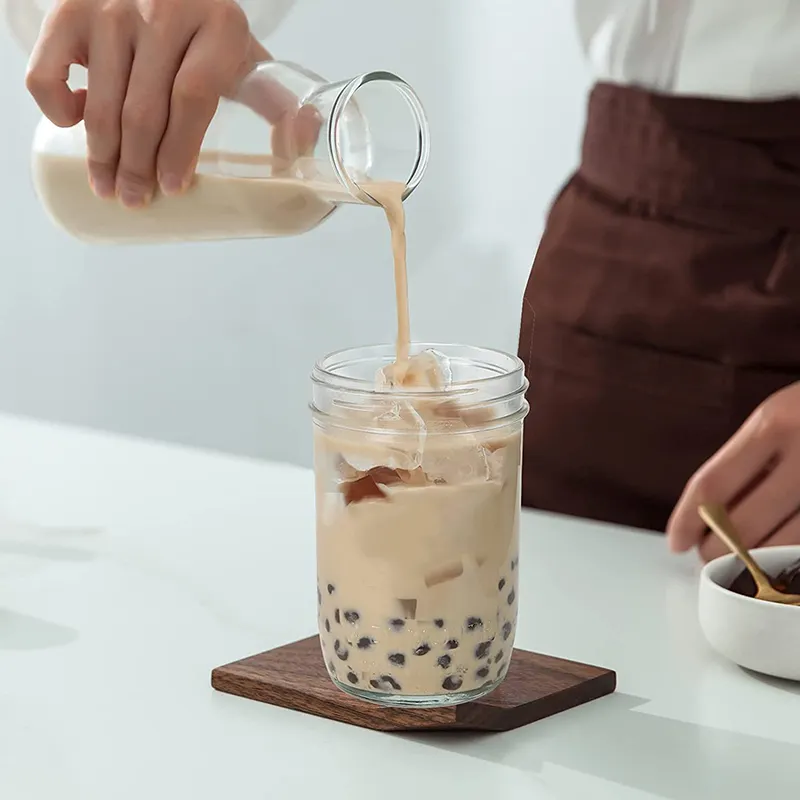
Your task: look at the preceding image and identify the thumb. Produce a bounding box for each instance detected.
[248,36,272,63]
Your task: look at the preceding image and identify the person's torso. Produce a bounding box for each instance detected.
[577,0,800,99]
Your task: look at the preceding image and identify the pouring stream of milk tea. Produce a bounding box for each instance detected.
[367,182,412,375]
[367,178,452,392]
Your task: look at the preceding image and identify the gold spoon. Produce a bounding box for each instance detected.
[698,503,800,606]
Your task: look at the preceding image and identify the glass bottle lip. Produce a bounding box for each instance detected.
[311,343,527,398]
[328,71,431,206]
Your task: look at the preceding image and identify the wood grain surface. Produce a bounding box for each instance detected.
[211,636,616,732]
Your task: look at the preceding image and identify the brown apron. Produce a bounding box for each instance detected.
[519,83,800,532]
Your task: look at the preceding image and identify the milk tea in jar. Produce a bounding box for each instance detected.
[31,63,430,243]
[311,345,529,707]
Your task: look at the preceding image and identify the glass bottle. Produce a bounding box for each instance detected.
[30,62,430,244]
[311,344,529,707]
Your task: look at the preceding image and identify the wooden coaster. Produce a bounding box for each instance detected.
[211,636,616,732]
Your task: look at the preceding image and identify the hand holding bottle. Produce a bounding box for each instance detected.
[25,0,265,206]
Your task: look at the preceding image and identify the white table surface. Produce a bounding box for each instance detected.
[0,413,797,800]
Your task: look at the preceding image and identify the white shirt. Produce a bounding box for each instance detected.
[576,0,800,99]
[244,0,800,100]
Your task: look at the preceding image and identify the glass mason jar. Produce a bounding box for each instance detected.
[311,344,529,707]
[30,61,430,244]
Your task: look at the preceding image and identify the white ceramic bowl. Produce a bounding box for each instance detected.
[698,545,800,681]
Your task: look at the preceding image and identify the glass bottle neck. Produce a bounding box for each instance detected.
[325,71,430,207]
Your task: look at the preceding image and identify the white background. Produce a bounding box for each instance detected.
[0,0,589,467]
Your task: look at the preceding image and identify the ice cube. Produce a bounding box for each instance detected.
[377,349,452,390]
[420,413,491,484]
[372,400,428,471]
[331,396,428,473]
[430,399,494,427]
[334,455,361,482]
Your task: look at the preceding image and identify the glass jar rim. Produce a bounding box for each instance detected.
[311,342,527,397]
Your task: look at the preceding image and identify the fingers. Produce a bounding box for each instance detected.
[247,36,273,65]
[84,8,134,199]
[29,0,259,204]
[728,455,800,548]
[26,4,88,127]
[234,37,296,127]
[270,103,323,170]
[294,104,323,157]
[700,503,800,561]
[758,512,800,549]
[666,407,782,552]
[237,69,299,125]
[116,28,194,207]
[156,7,250,194]
[697,457,800,561]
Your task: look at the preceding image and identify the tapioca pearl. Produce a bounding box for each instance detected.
[434,619,445,629]
[414,644,431,656]
[357,637,375,650]
[343,610,360,625]
[476,666,490,679]
[494,650,504,664]
[465,617,483,632]
[334,609,341,624]
[370,675,402,692]
[445,639,459,650]
[389,618,405,631]
[502,622,513,641]
[497,661,507,677]
[346,671,359,685]
[328,660,336,675]
[498,578,506,592]
[334,640,349,661]
[388,653,406,666]
[324,618,331,633]
[507,589,516,605]
[317,587,322,606]
[437,654,452,669]
[442,676,463,691]
[327,583,336,595]
[475,641,492,660]
[510,557,518,571]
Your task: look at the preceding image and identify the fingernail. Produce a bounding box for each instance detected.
[90,175,115,200]
[158,172,191,196]
[118,186,152,208]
